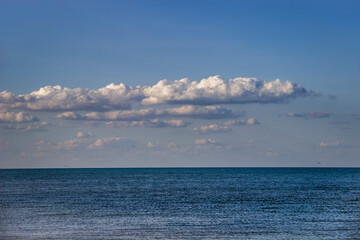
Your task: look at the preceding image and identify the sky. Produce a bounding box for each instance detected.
[0,0,359,168]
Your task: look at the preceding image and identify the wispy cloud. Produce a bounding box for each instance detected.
[194,138,217,145]
[319,141,352,148]
[285,111,333,119]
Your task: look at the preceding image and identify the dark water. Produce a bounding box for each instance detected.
[0,168,360,239]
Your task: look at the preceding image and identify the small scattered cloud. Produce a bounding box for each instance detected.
[167,142,177,150]
[222,118,260,126]
[319,141,351,148]
[36,140,51,150]
[76,131,95,138]
[147,141,160,148]
[87,137,130,149]
[193,124,231,134]
[194,138,224,150]
[0,111,39,123]
[194,138,217,145]
[193,118,259,134]
[4,121,50,132]
[285,111,333,119]
[56,139,82,150]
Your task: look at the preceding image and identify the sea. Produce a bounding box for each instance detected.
[0,168,359,239]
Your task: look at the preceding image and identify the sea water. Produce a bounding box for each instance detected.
[0,168,359,239]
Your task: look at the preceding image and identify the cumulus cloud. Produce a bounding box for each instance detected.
[193,118,260,134]
[285,112,333,119]
[0,111,39,123]
[87,137,129,149]
[0,75,314,112]
[0,84,142,111]
[56,105,240,121]
[142,75,313,105]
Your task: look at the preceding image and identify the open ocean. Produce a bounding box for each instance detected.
[0,168,359,239]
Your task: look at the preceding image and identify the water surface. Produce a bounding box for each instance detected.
[1,168,359,239]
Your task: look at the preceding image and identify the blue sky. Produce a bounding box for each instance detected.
[0,0,359,168]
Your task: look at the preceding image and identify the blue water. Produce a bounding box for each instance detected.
[1,168,360,239]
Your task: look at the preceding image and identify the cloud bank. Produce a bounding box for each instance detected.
[104,119,189,128]
[1,76,314,112]
[56,105,240,121]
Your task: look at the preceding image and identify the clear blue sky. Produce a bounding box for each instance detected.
[0,0,359,168]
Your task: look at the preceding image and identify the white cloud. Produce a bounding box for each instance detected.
[0,75,314,112]
[0,111,39,123]
[56,105,239,121]
[142,75,313,105]
[0,84,142,111]
[285,112,332,119]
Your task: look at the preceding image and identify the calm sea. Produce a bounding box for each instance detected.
[0,168,359,239]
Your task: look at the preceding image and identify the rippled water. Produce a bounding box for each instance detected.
[1,168,360,239]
